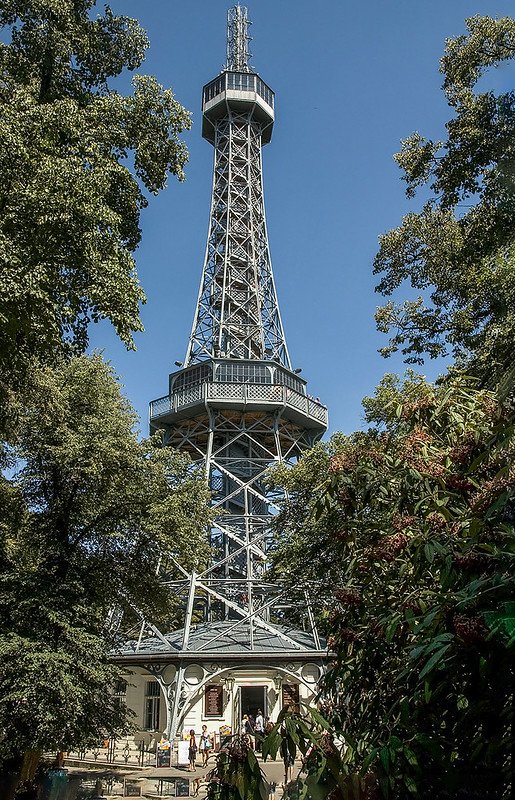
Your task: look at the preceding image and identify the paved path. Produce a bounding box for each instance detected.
[68,752,303,798]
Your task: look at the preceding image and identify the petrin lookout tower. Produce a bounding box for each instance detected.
[118,6,328,742]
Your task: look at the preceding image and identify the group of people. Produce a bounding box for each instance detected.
[187,725,213,770]
[240,708,273,750]
[241,710,297,785]
[186,713,298,788]
[186,712,272,771]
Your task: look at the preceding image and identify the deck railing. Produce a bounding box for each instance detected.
[150,382,327,426]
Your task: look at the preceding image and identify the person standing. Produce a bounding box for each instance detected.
[241,714,255,750]
[280,739,294,784]
[199,724,212,767]
[280,728,294,785]
[188,729,198,771]
[254,708,264,752]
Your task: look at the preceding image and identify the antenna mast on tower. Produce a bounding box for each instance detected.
[226,4,252,71]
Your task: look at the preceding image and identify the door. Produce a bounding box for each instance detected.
[240,686,266,720]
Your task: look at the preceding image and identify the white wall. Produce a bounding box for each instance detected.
[121,662,321,744]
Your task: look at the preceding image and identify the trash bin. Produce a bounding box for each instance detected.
[42,769,69,800]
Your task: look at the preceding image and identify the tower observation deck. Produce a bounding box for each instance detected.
[117,6,328,740]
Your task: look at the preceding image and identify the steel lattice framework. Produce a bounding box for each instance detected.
[186,111,290,367]
[163,406,319,638]
[121,5,329,740]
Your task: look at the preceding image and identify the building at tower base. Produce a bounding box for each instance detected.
[114,623,325,746]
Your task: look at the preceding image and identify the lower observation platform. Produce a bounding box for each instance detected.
[149,360,327,432]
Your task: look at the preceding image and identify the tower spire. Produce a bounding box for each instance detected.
[226,4,252,72]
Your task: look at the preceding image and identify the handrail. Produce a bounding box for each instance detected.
[150,382,327,425]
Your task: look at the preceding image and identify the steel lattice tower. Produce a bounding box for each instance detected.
[124,5,328,740]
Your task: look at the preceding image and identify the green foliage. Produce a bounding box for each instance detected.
[267,435,349,596]
[0,355,212,761]
[272,375,515,798]
[207,709,372,800]
[373,16,515,385]
[0,0,191,407]
[269,14,515,799]
[206,735,267,800]
[0,3,197,788]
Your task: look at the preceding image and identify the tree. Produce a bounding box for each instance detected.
[0,0,190,413]
[271,375,515,799]
[206,708,364,800]
[0,355,212,797]
[206,735,267,800]
[374,16,515,385]
[265,15,515,799]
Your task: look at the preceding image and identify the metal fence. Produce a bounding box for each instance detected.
[65,738,154,768]
[150,382,328,427]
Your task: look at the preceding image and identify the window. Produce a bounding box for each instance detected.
[172,364,211,392]
[114,678,127,695]
[256,78,274,108]
[113,678,127,711]
[145,681,161,731]
[227,72,256,92]
[275,368,304,394]
[203,73,272,107]
[216,362,272,384]
[204,76,226,103]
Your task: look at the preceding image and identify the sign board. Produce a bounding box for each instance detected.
[177,740,190,766]
[219,724,232,748]
[157,779,176,797]
[156,747,171,768]
[175,778,190,797]
[124,782,142,797]
[282,683,300,712]
[204,684,223,716]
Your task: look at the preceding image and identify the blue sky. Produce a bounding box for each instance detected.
[91,0,515,437]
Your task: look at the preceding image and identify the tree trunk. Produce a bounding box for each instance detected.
[0,750,43,800]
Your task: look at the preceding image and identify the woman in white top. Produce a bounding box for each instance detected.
[199,724,212,766]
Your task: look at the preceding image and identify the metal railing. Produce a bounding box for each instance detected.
[150,382,328,426]
[65,738,154,768]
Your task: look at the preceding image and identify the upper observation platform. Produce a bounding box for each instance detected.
[202,70,275,144]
